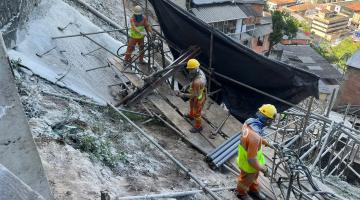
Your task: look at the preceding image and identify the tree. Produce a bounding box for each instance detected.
[269,11,298,52]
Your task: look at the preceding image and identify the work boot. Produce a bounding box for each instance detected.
[184,114,194,120]
[248,191,266,200]
[189,126,203,133]
[236,192,253,200]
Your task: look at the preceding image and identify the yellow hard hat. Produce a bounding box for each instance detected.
[134,5,143,15]
[259,104,277,119]
[186,59,200,70]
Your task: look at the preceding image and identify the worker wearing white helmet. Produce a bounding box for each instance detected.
[124,5,153,65]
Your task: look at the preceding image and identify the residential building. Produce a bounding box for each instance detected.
[271,44,343,102]
[311,10,349,42]
[349,8,360,29]
[266,0,296,11]
[172,0,273,54]
[285,3,317,16]
[336,50,360,106]
[280,31,311,45]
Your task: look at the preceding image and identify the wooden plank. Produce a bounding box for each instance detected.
[158,85,226,148]
[110,57,144,88]
[174,71,242,137]
[203,101,242,137]
[148,95,214,153]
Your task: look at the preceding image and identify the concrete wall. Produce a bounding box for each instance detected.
[337,67,360,106]
[0,33,52,199]
[0,0,40,47]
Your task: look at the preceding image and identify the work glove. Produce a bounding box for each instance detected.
[267,141,279,150]
[174,91,182,97]
[262,166,272,178]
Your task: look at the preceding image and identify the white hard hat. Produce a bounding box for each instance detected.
[134,5,143,15]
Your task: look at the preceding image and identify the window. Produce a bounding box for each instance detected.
[243,40,249,46]
[257,36,264,46]
[210,20,237,34]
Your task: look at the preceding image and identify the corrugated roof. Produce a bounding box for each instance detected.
[347,49,360,69]
[192,0,230,5]
[287,3,317,12]
[346,3,360,12]
[191,4,247,23]
[267,0,296,5]
[192,0,265,6]
[276,44,343,80]
[238,4,262,17]
[252,24,272,37]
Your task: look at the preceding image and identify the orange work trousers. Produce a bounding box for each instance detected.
[124,37,145,62]
[188,96,206,129]
[237,170,260,194]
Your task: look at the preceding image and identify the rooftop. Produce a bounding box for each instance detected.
[346,3,360,12]
[347,49,360,69]
[287,3,317,12]
[275,44,343,80]
[191,4,247,23]
[192,0,265,6]
[267,0,296,5]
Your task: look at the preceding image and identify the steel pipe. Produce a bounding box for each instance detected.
[116,186,235,200]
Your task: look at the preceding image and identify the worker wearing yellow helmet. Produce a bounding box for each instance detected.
[236,104,277,200]
[124,5,153,65]
[176,58,207,133]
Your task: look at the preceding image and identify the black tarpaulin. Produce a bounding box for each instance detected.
[149,0,319,122]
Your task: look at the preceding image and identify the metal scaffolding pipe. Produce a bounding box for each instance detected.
[52,28,126,40]
[74,0,126,35]
[116,186,235,200]
[108,103,222,200]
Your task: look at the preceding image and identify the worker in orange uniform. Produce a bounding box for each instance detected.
[176,59,207,133]
[236,104,277,200]
[124,5,152,65]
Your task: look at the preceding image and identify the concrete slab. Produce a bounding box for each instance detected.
[0,164,44,200]
[0,33,53,199]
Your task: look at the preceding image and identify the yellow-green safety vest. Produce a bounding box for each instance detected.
[129,25,145,39]
[237,144,266,173]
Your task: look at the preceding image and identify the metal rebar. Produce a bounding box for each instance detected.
[52,29,126,40]
[298,97,314,155]
[211,112,230,138]
[116,186,235,200]
[108,104,222,200]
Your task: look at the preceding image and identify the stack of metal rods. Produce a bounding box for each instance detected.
[206,133,240,168]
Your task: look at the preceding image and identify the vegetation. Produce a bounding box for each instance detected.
[294,19,311,33]
[313,37,360,71]
[269,11,298,50]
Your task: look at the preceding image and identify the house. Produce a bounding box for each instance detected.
[172,0,273,54]
[271,44,343,102]
[285,3,317,16]
[336,49,360,106]
[266,0,296,11]
[311,10,349,42]
[280,31,311,45]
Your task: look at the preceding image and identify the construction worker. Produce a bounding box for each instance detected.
[236,104,277,200]
[176,59,207,133]
[124,5,152,65]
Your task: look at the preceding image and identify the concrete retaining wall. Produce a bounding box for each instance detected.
[0,0,40,47]
[0,33,52,199]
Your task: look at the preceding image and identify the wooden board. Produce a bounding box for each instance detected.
[148,95,214,153]
[174,71,242,138]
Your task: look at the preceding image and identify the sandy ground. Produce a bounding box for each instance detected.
[13,58,236,200]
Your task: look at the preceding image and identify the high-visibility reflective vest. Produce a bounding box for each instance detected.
[237,124,266,173]
[129,17,147,39]
[189,69,207,100]
[237,144,265,173]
